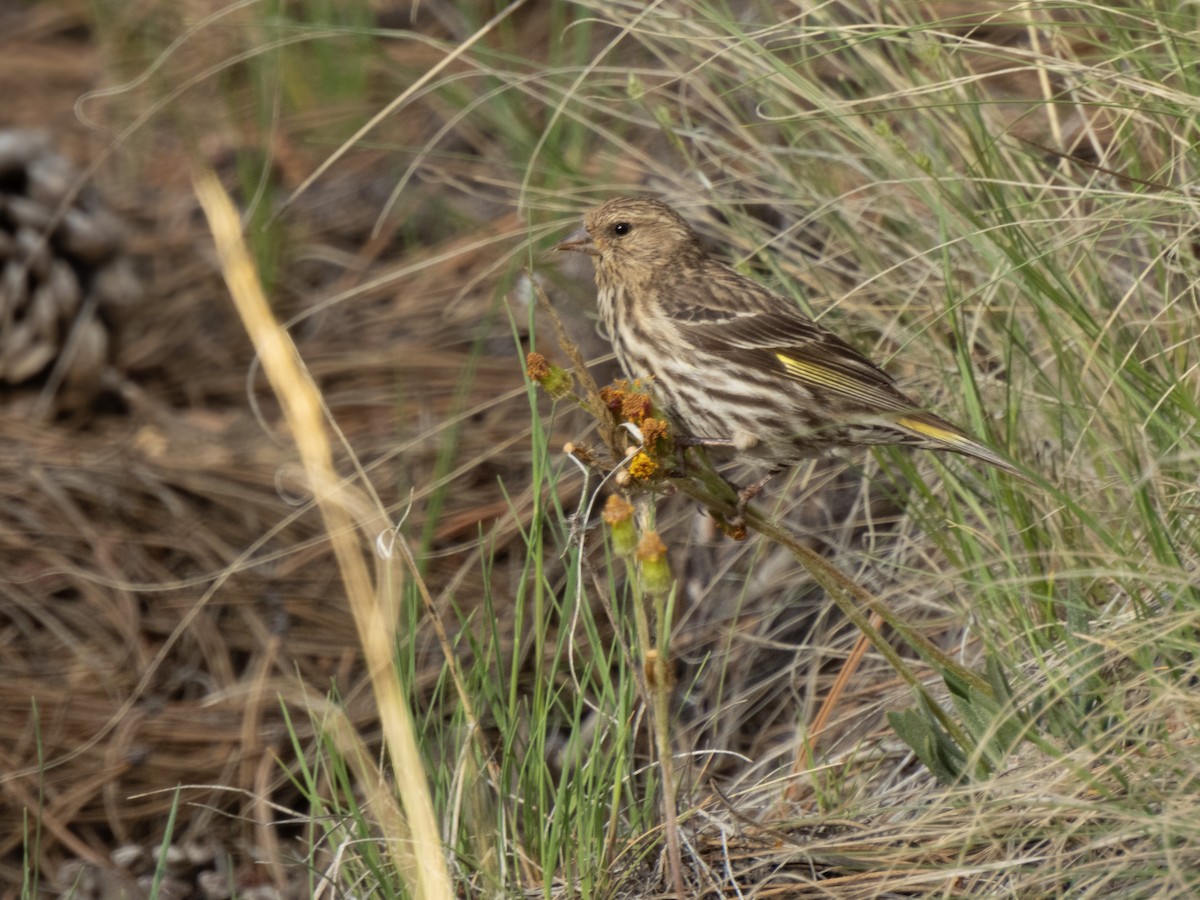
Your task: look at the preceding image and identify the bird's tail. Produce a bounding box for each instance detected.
[892,412,1028,481]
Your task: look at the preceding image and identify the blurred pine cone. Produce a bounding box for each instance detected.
[0,129,140,410]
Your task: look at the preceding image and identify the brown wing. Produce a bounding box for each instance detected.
[657,265,918,414]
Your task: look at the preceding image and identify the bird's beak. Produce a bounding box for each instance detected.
[552,227,599,256]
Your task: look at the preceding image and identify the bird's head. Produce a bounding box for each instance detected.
[554,196,702,280]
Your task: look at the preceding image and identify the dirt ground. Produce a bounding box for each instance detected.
[0,4,554,894]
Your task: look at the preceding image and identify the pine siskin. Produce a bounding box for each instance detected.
[554,196,1023,507]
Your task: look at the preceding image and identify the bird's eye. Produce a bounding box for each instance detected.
[612,222,631,237]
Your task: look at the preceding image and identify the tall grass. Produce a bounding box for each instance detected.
[78,0,1200,896]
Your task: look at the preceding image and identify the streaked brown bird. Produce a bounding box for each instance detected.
[555,195,1022,508]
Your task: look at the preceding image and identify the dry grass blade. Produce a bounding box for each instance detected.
[192,168,453,900]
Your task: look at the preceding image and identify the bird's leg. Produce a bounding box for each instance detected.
[676,435,781,532]
[672,437,736,481]
[675,436,738,449]
[731,468,780,529]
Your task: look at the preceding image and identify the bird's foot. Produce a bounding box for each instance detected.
[727,471,775,533]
